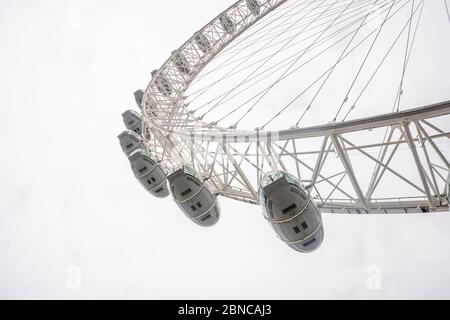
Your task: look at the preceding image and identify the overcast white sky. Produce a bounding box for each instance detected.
[1,0,450,299]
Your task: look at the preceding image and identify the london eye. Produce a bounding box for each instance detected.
[119,0,450,252]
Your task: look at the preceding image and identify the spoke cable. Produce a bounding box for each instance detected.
[260,0,408,128]
[190,0,396,116]
[199,0,333,120]
[232,0,354,128]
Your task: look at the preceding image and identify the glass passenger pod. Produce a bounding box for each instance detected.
[144,96,159,119]
[134,89,144,109]
[122,110,142,134]
[259,171,307,220]
[168,166,220,227]
[151,70,173,97]
[268,204,323,252]
[128,149,169,198]
[118,130,145,156]
[246,0,261,16]
[219,14,235,34]
[173,51,191,74]
[259,171,323,253]
[194,33,211,54]
[143,126,152,141]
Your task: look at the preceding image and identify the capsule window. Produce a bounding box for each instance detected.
[146,179,152,185]
[155,187,164,193]
[247,0,260,15]
[138,166,148,173]
[197,202,202,208]
[200,214,211,221]
[301,222,308,229]
[282,203,297,214]
[191,205,197,211]
[195,34,211,53]
[303,237,316,247]
[293,226,300,234]
[128,120,135,125]
[181,188,192,197]
[151,177,156,182]
[126,143,133,149]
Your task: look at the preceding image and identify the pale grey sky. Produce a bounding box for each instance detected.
[1,0,450,299]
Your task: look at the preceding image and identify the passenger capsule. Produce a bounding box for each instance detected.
[122,110,142,134]
[134,89,144,109]
[173,51,191,74]
[143,126,151,141]
[151,70,173,97]
[118,130,145,156]
[194,33,211,53]
[259,171,324,253]
[128,149,169,198]
[220,14,235,34]
[246,0,261,16]
[168,166,220,227]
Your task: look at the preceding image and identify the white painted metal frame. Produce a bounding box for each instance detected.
[142,0,450,213]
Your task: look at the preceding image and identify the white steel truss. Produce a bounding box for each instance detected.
[141,0,450,213]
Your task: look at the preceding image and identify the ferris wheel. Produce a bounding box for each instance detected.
[119,0,450,252]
